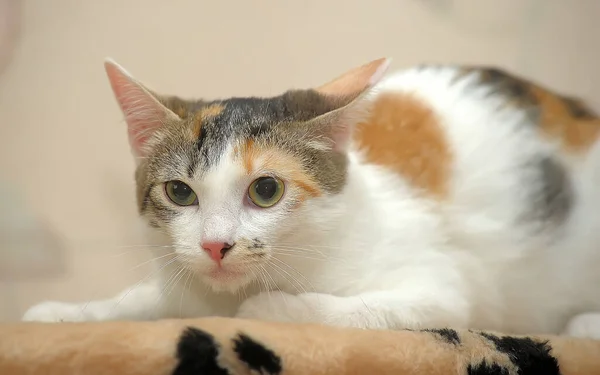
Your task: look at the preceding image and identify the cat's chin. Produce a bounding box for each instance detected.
[201,267,253,293]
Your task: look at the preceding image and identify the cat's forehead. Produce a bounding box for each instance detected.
[156,90,337,173]
[195,90,335,137]
[191,97,291,171]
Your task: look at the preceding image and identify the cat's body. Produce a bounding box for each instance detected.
[23,59,600,337]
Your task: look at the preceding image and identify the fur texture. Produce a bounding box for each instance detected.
[22,59,600,338]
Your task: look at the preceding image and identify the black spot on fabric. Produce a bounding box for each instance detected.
[172,327,229,375]
[479,333,561,375]
[467,362,510,375]
[423,328,461,345]
[233,333,282,375]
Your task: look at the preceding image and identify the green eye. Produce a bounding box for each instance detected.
[165,180,198,206]
[248,176,285,208]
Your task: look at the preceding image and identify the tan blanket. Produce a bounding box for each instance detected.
[1,318,598,374]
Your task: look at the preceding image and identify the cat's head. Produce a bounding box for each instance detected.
[104,58,389,292]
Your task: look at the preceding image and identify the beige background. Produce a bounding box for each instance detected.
[0,0,599,321]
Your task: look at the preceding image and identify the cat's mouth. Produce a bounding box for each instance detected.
[208,267,244,280]
[201,265,252,292]
[181,256,255,292]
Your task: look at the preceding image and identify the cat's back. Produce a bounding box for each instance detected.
[353,65,600,201]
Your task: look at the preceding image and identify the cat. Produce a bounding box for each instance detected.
[22,58,600,338]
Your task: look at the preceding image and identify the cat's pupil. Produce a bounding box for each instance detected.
[254,177,277,200]
[172,182,192,199]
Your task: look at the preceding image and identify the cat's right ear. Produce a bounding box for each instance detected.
[306,58,391,152]
[104,59,180,158]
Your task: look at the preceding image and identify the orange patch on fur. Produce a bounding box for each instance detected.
[173,106,188,118]
[200,104,225,118]
[192,104,225,138]
[239,140,322,204]
[354,93,451,199]
[294,179,321,198]
[530,87,600,152]
[240,139,256,174]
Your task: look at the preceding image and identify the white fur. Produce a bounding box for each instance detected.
[23,66,600,338]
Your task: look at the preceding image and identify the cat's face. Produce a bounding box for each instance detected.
[104,58,389,292]
[136,95,349,293]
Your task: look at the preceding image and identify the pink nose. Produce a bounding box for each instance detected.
[201,242,233,263]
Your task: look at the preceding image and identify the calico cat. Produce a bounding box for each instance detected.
[23,58,600,338]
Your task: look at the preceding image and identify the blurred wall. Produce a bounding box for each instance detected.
[0,0,599,321]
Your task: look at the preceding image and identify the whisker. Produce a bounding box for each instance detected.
[260,263,289,310]
[241,278,249,301]
[258,264,275,307]
[265,259,307,295]
[292,244,342,250]
[179,270,194,318]
[276,243,342,250]
[161,265,186,300]
[246,265,261,298]
[257,264,271,294]
[272,245,344,261]
[167,266,189,305]
[128,252,177,271]
[110,244,179,257]
[115,244,179,249]
[263,264,280,292]
[268,256,316,292]
[149,264,186,318]
[270,251,330,261]
[101,256,180,319]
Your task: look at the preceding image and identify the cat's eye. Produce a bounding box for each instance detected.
[165,180,198,206]
[248,176,285,208]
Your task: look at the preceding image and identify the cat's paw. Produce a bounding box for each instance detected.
[22,301,85,323]
[563,313,600,339]
[236,291,316,323]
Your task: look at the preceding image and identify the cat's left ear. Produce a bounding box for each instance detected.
[307,57,391,152]
[104,59,181,158]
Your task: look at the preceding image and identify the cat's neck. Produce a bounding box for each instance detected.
[280,151,439,256]
[281,153,404,246]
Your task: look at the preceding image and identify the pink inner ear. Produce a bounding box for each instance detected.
[309,58,391,152]
[104,60,174,157]
[316,58,390,100]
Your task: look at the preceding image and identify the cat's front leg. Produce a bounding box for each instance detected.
[563,313,600,339]
[22,283,166,322]
[236,288,471,330]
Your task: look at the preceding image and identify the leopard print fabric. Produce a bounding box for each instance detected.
[1,318,599,374]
